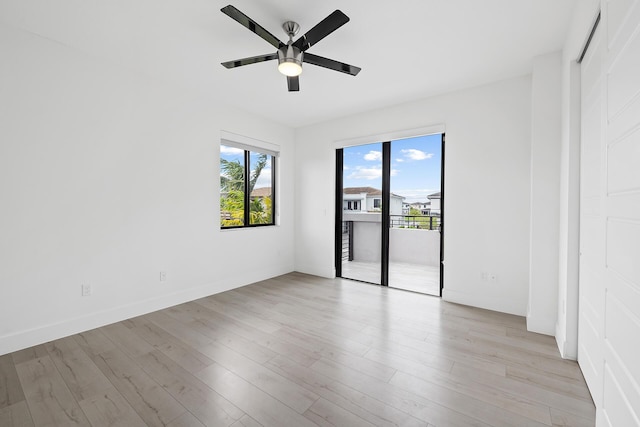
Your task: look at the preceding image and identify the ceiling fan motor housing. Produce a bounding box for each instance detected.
[277,20,303,76]
[278,44,303,68]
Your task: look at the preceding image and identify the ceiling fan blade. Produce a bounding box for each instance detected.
[293,10,350,52]
[221,53,278,69]
[221,5,284,49]
[287,76,300,92]
[303,53,361,76]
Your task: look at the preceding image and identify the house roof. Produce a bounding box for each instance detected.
[251,187,272,198]
[428,192,441,199]
[344,187,404,199]
[344,187,381,195]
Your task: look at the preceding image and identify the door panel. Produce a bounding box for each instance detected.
[340,142,383,284]
[579,1,640,423]
[601,1,640,421]
[579,21,605,403]
[388,135,442,296]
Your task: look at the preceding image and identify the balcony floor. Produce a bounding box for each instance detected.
[341,260,440,296]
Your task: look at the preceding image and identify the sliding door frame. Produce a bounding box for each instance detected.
[381,142,391,286]
[439,133,445,296]
[335,132,445,296]
[335,149,344,278]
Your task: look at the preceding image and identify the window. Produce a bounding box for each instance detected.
[373,198,381,208]
[346,201,360,211]
[220,143,275,228]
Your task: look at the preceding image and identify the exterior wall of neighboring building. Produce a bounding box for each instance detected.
[343,192,367,211]
[390,196,403,215]
[343,191,403,215]
[429,198,441,214]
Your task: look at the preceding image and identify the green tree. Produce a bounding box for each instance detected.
[220,158,244,192]
[249,154,267,195]
[220,153,271,226]
[220,154,267,194]
[409,207,422,216]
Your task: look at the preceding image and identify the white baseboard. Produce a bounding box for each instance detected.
[0,268,292,356]
[442,288,526,317]
[294,263,335,279]
[526,313,556,336]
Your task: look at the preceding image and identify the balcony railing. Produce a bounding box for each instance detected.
[390,215,441,230]
[341,217,441,268]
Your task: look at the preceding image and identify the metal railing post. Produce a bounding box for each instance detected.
[348,221,354,261]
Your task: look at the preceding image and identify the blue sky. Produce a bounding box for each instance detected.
[343,134,442,203]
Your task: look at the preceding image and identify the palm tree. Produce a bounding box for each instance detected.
[220,154,270,226]
[220,154,266,194]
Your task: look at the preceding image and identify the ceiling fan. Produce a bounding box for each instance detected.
[220,5,361,92]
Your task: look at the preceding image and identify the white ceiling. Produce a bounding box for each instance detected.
[1,0,577,128]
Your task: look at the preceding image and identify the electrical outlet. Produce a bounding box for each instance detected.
[489,273,497,283]
[81,284,92,296]
[160,271,167,282]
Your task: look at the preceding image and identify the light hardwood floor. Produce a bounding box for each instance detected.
[0,272,595,427]
[342,261,441,295]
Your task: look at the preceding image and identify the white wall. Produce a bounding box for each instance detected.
[389,229,440,266]
[352,221,382,263]
[527,51,562,335]
[295,76,532,316]
[556,0,601,360]
[0,23,295,355]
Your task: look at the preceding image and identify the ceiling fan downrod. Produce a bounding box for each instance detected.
[278,21,303,76]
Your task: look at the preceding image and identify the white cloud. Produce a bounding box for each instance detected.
[395,158,404,163]
[347,166,397,180]
[401,149,433,160]
[220,146,244,155]
[348,167,382,180]
[393,188,440,202]
[254,167,272,188]
[364,150,382,161]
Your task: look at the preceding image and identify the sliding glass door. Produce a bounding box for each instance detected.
[338,142,383,284]
[388,135,443,295]
[335,134,444,296]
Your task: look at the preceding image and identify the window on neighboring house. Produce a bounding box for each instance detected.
[373,198,381,208]
[346,201,360,210]
[220,142,276,228]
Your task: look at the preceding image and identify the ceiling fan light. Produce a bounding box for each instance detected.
[278,60,302,76]
[277,45,303,76]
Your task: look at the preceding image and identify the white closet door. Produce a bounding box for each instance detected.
[578,17,605,406]
[579,1,640,424]
[599,0,640,424]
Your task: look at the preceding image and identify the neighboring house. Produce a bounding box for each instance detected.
[409,201,431,215]
[405,191,440,216]
[343,187,404,215]
[250,187,272,199]
[428,191,441,216]
[250,186,272,212]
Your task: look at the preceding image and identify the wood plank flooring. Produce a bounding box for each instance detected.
[341,261,441,296]
[0,272,595,426]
